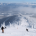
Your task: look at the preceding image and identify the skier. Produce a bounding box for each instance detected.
[26,28,28,32]
[1,26,4,33]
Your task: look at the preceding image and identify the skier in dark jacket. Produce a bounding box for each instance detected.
[26,28,28,32]
[1,26,4,33]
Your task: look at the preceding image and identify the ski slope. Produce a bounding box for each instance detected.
[0,15,36,36]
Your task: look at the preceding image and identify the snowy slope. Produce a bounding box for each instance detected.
[0,17,28,36]
[0,15,36,36]
[0,26,36,36]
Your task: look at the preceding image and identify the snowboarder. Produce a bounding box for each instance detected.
[1,26,4,33]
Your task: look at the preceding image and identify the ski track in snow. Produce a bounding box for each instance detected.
[0,15,36,36]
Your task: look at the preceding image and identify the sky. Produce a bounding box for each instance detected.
[24,0,36,3]
[0,0,36,3]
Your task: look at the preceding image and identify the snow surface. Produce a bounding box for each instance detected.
[0,15,36,36]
